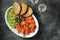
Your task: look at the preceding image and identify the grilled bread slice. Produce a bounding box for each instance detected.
[24,7,33,17]
[13,2,21,15]
[20,2,28,15]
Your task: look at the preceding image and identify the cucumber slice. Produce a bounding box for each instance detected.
[7,8,18,28]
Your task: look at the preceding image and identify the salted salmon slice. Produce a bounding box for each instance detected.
[20,2,28,15]
[13,2,21,15]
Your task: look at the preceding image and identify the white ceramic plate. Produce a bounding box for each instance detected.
[5,6,39,38]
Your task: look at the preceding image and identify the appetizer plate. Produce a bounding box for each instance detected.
[5,6,39,38]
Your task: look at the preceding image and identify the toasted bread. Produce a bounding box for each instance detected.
[24,7,33,17]
[13,2,21,15]
[20,2,28,15]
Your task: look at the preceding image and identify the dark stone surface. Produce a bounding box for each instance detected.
[0,0,60,40]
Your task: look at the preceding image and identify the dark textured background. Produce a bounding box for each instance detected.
[0,0,60,40]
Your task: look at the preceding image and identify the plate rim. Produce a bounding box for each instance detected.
[5,6,39,38]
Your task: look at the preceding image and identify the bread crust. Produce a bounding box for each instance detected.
[20,2,28,15]
[13,2,21,15]
[24,7,33,17]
